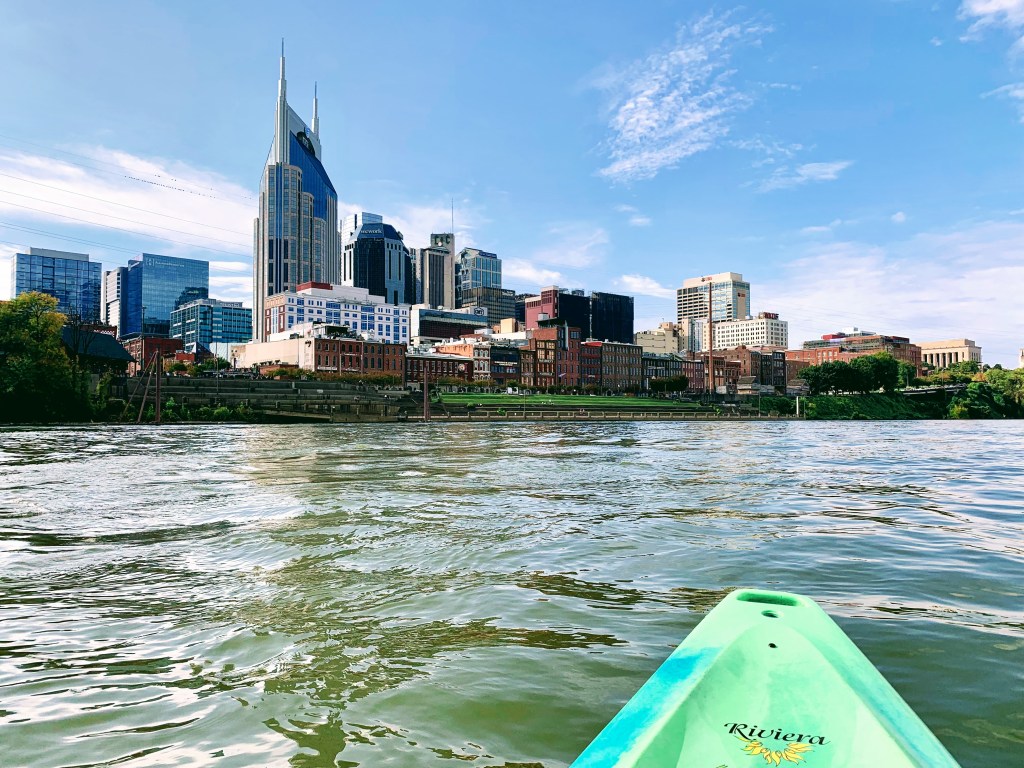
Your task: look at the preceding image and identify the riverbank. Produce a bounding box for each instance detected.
[3,378,1020,425]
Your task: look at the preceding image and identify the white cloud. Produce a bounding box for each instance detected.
[959,0,1024,50]
[983,82,1024,122]
[759,219,1024,366]
[800,218,846,235]
[760,160,853,192]
[209,275,253,305]
[531,223,610,269]
[0,146,255,286]
[931,36,944,46]
[502,260,565,289]
[891,211,907,223]
[593,11,772,182]
[615,204,638,213]
[0,245,17,299]
[615,274,676,299]
[386,200,486,252]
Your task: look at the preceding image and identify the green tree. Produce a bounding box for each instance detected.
[865,353,900,393]
[0,292,77,422]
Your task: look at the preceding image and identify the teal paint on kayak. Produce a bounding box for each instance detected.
[570,590,961,768]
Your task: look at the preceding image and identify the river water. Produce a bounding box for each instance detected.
[0,422,1021,767]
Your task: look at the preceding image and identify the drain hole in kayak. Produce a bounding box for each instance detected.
[769,643,778,648]
[762,609,780,618]
[737,591,799,607]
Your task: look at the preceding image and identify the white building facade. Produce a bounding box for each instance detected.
[713,312,789,350]
[263,283,410,344]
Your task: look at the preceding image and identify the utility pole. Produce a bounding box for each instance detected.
[423,363,430,421]
[703,276,714,403]
[154,350,161,423]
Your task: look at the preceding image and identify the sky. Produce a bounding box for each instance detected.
[1,0,1023,366]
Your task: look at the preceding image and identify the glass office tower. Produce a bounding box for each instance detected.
[170,298,252,348]
[121,253,209,338]
[12,247,102,321]
[252,49,340,341]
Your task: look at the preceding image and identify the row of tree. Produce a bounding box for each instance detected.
[797,353,913,395]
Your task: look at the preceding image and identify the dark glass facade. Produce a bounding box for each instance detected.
[122,254,209,337]
[12,249,101,321]
[591,291,634,344]
[344,223,415,305]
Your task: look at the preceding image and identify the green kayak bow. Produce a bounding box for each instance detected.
[570,589,960,768]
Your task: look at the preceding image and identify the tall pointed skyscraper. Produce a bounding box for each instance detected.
[252,45,340,341]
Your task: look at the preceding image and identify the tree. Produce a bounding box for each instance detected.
[897,361,917,389]
[650,375,689,394]
[865,353,900,393]
[0,292,77,422]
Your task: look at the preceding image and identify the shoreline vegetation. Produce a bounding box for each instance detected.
[2,292,1023,425]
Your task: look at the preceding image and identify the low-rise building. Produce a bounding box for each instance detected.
[411,305,490,341]
[405,351,474,383]
[582,340,643,392]
[713,312,789,350]
[918,339,982,369]
[793,328,922,372]
[122,336,184,375]
[233,324,405,377]
[635,322,688,355]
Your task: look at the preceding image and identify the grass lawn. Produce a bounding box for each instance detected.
[438,392,703,409]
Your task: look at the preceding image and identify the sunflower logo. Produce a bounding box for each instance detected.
[738,736,813,765]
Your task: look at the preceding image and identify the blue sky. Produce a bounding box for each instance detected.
[1,0,1023,365]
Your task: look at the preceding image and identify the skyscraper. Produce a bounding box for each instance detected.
[253,47,340,341]
[121,253,210,338]
[341,212,415,305]
[676,272,750,325]
[416,233,456,308]
[12,248,101,321]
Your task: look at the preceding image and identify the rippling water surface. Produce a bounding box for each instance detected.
[1,422,1022,767]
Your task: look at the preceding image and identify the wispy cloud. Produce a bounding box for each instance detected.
[733,136,805,168]
[615,273,676,299]
[613,204,653,227]
[959,0,1024,51]
[983,82,1024,122]
[760,160,853,192]
[799,218,847,235]
[760,219,1024,366]
[592,11,772,182]
[891,211,907,224]
[531,223,610,269]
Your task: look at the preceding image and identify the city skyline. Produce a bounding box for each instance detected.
[1,2,1023,364]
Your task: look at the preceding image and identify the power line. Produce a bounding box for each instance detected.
[0,189,249,247]
[0,171,251,234]
[0,201,248,257]
[0,136,256,204]
[0,222,143,255]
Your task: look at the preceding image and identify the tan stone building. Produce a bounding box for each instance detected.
[634,322,687,354]
[918,339,981,369]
